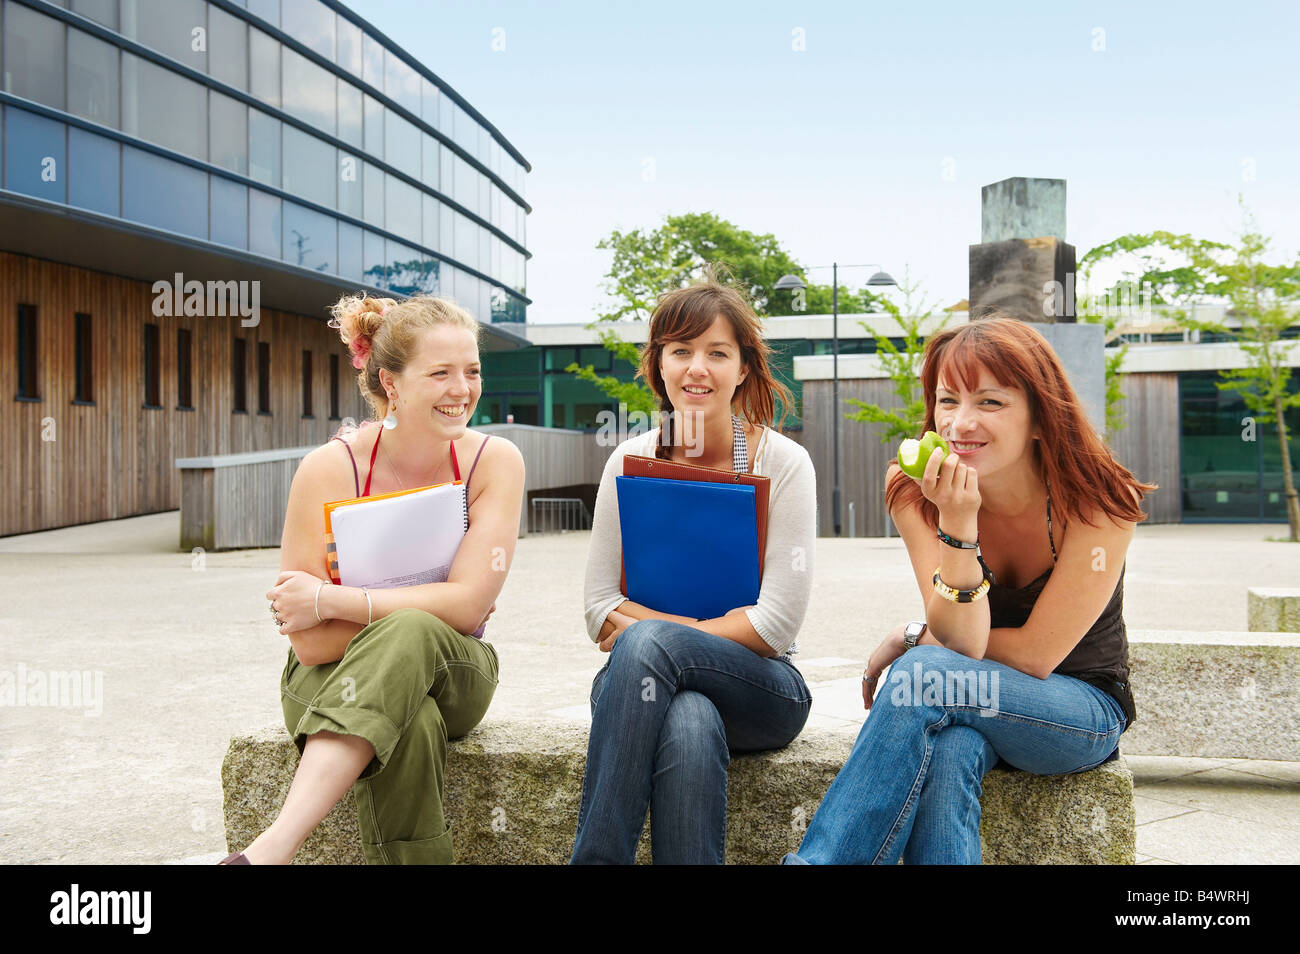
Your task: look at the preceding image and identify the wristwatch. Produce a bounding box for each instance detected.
[903,620,927,650]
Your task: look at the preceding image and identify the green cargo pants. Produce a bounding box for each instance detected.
[280,607,499,864]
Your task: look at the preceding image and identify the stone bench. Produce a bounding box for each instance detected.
[223,720,1135,865]
[1247,588,1300,633]
[1126,630,1300,761]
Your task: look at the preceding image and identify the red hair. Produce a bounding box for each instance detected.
[884,317,1156,528]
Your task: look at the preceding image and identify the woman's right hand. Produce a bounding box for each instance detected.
[921,448,981,535]
[862,624,907,710]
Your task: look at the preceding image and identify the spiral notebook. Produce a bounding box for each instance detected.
[323,481,466,588]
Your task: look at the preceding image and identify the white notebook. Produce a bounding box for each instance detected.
[326,482,467,589]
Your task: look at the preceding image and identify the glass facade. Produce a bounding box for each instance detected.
[478,335,930,431]
[0,0,529,320]
[1179,371,1300,522]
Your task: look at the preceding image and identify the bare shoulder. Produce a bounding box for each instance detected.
[295,430,364,501]
[471,430,525,472]
[1059,502,1136,552]
[464,430,525,498]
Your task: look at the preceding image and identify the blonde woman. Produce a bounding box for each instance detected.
[223,295,524,865]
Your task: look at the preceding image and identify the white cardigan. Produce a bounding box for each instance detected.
[583,426,817,657]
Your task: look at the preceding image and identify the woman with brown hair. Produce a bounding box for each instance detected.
[570,270,817,864]
[786,316,1153,865]
[223,294,524,865]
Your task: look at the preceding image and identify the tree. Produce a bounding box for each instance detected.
[567,212,882,410]
[1085,210,1300,540]
[843,268,949,444]
[1077,232,1232,436]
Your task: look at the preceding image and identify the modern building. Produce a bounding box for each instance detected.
[477,306,1299,533]
[793,307,1300,533]
[473,311,916,432]
[2,0,531,536]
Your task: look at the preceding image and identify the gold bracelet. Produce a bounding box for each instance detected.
[932,568,991,603]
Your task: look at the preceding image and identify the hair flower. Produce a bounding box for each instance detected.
[349,334,372,370]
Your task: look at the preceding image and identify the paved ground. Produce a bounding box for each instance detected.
[0,514,1297,864]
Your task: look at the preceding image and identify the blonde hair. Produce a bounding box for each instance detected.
[329,294,482,420]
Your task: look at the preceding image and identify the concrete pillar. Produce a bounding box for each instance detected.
[968,177,1105,433]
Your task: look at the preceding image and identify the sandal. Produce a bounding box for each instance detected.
[218,851,250,865]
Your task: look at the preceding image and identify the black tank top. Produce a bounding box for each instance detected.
[985,487,1137,730]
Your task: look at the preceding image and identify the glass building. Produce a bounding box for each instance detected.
[0,0,530,322]
[1,0,531,537]
[474,334,884,429]
[1179,370,1300,522]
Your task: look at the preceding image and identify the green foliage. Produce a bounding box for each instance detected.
[1080,231,1245,436]
[1085,202,1300,539]
[844,268,948,444]
[1079,231,1233,307]
[569,212,884,407]
[564,329,656,417]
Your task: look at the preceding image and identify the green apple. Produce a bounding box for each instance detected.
[898,431,949,479]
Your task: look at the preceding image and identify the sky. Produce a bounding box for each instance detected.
[349,0,1300,324]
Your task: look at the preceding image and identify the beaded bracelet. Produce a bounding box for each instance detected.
[937,527,978,549]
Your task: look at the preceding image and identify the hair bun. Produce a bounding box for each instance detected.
[329,294,398,368]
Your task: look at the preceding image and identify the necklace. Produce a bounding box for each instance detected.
[382,439,444,492]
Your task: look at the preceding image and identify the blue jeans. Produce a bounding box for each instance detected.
[571,619,812,864]
[785,644,1126,865]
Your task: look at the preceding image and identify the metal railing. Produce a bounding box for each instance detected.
[529,498,592,534]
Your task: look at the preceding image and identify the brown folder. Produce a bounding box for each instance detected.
[618,454,770,596]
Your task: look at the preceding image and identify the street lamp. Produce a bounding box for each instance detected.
[775,263,897,536]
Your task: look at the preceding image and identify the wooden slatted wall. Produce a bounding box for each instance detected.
[0,252,369,537]
[1107,371,1181,524]
[799,378,901,537]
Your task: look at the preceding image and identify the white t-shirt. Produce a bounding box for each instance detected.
[583,426,817,657]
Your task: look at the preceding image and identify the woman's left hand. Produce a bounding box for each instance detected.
[599,610,637,652]
[266,570,326,635]
[862,624,908,710]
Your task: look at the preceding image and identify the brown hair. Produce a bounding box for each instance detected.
[884,316,1156,528]
[637,266,793,454]
[329,294,481,420]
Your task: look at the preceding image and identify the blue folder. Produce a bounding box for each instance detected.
[616,475,760,620]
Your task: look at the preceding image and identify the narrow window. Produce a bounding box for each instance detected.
[329,353,340,419]
[301,349,313,417]
[177,328,193,409]
[16,304,38,400]
[257,341,271,413]
[143,323,161,407]
[74,312,93,403]
[233,337,248,413]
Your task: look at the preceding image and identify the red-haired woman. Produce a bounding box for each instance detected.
[786,317,1153,865]
[571,273,816,864]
